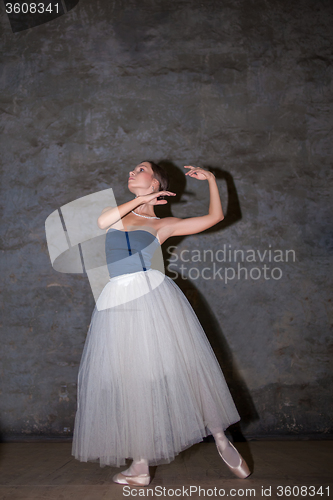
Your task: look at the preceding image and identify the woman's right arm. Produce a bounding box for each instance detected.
[97,191,176,229]
[97,198,143,229]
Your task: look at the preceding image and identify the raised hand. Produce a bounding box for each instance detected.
[137,190,176,206]
[184,165,214,181]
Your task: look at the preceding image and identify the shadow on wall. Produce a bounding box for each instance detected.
[156,161,259,444]
[157,161,242,229]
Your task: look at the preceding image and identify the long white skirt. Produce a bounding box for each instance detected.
[71,269,240,467]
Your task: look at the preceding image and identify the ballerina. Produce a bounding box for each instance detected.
[71,160,251,486]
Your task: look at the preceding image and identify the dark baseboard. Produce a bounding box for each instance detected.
[2,433,333,443]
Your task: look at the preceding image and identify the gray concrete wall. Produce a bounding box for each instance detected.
[0,0,332,440]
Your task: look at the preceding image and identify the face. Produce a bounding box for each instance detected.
[128,161,158,195]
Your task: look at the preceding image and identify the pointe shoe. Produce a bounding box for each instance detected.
[112,472,151,486]
[216,440,251,479]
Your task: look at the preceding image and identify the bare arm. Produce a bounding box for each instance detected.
[97,190,176,229]
[166,167,224,238]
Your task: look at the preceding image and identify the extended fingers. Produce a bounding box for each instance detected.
[184,166,209,179]
[184,165,199,175]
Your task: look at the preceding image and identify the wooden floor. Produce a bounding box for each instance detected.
[0,441,332,499]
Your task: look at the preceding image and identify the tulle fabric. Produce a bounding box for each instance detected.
[71,269,240,467]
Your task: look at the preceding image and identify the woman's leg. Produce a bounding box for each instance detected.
[121,457,149,476]
[212,430,243,468]
[198,382,244,468]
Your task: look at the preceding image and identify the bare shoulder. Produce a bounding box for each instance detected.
[157,216,182,228]
[156,216,183,244]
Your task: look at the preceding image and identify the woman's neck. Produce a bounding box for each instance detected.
[132,199,156,217]
[133,205,157,217]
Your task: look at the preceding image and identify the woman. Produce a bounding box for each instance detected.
[71,161,251,486]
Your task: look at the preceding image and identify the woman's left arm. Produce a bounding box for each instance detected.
[167,166,224,238]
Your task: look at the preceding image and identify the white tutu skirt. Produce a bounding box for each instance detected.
[72,269,240,467]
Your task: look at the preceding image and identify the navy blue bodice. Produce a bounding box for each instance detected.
[105,228,160,279]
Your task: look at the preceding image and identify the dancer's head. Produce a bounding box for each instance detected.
[128,160,169,197]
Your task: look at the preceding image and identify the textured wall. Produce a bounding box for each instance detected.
[0,0,332,440]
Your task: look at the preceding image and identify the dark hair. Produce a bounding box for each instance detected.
[142,160,169,192]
